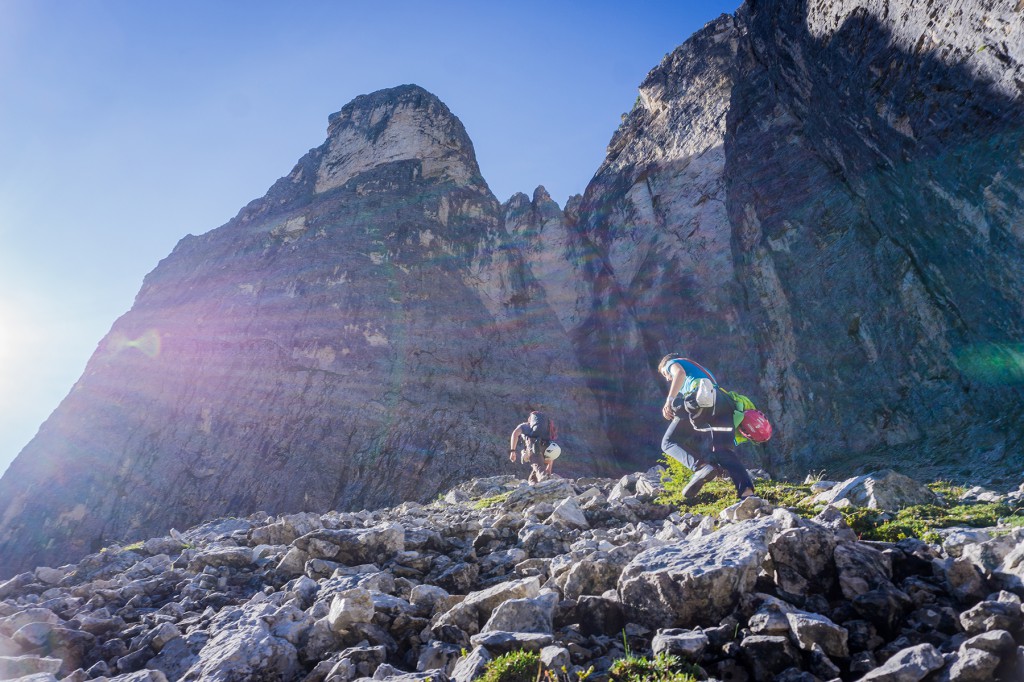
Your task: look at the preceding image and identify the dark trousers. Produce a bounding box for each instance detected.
[521,439,548,484]
[662,416,754,497]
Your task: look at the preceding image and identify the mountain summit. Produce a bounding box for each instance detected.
[315,85,483,194]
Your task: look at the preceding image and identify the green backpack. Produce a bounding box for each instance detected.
[726,390,758,445]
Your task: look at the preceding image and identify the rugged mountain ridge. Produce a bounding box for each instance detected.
[0,86,616,575]
[2,0,1023,575]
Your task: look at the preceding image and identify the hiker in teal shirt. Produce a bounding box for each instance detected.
[658,353,758,501]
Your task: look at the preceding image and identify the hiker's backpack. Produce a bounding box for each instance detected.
[727,390,772,444]
[527,411,557,443]
[667,357,772,444]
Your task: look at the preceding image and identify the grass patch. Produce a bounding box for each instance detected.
[752,479,818,510]
[1000,514,1024,528]
[609,653,699,682]
[657,455,733,515]
[478,650,540,682]
[656,455,1022,544]
[473,491,513,510]
[656,455,816,516]
[927,480,968,503]
[841,501,1016,544]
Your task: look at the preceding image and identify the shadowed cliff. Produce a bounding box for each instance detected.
[570,0,1023,480]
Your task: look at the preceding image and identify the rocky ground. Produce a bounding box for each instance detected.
[1,469,1024,682]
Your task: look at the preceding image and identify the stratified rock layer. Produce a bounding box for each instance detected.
[0,86,615,574]
[571,0,1024,474]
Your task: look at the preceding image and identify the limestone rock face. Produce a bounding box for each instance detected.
[568,0,1024,475]
[570,15,751,458]
[315,86,481,194]
[0,85,614,575]
[720,0,1024,477]
[499,188,592,335]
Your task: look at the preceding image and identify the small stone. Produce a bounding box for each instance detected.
[481,593,558,634]
[858,643,944,681]
[548,498,589,530]
[949,647,1001,681]
[785,610,848,658]
[959,600,1023,635]
[469,631,553,655]
[407,581,448,614]
[539,645,571,671]
[739,635,801,680]
[651,629,709,660]
[0,655,63,679]
[961,629,1015,655]
[327,588,375,633]
[149,622,181,652]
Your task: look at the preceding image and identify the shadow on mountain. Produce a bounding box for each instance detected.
[725,0,1024,477]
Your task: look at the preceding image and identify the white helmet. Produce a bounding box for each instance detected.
[543,442,561,460]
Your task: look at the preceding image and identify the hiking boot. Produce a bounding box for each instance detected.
[682,463,718,500]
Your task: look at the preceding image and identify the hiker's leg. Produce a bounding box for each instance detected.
[530,461,546,483]
[681,463,718,500]
[661,418,700,471]
[714,451,755,498]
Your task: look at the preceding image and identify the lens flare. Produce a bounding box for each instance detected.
[108,329,162,358]
[0,323,9,365]
[955,343,1024,384]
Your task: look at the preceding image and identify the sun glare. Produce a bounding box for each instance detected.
[0,302,34,382]
[0,316,11,365]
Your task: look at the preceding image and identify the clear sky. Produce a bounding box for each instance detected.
[0,0,739,478]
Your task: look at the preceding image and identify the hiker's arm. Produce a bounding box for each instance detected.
[509,425,523,461]
[663,365,686,420]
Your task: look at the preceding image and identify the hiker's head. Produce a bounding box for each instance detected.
[658,353,682,380]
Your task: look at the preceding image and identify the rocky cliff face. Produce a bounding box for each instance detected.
[723,0,1024,476]
[568,0,1024,476]
[0,86,615,575]
[2,0,1023,576]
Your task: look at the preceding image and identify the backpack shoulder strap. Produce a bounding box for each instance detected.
[673,358,718,385]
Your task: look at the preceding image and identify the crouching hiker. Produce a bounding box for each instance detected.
[657,353,772,501]
[509,411,561,485]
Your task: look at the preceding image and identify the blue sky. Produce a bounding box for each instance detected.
[0,0,739,478]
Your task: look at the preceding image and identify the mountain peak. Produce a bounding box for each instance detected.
[315,84,483,194]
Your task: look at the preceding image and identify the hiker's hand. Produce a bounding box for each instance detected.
[509,450,516,462]
[662,402,674,421]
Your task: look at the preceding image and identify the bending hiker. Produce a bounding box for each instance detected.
[509,411,560,485]
[657,353,772,501]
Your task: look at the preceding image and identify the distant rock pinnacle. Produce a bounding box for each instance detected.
[315,85,483,194]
